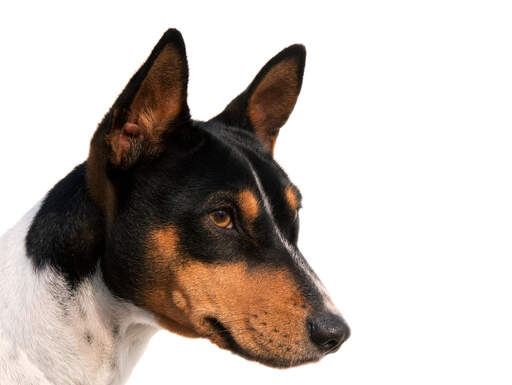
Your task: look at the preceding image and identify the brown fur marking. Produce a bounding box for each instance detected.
[141,227,199,338]
[174,262,310,360]
[141,225,312,361]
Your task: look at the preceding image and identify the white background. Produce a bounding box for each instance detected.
[1,1,511,384]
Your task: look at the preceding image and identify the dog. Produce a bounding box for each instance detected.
[0,29,349,385]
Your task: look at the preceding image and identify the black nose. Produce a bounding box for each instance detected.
[308,313,350,354]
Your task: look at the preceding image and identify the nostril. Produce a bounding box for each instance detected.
[308,313,350,354]
[321,338,340,352]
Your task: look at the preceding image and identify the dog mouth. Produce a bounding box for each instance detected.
[204,317,243,353]
[203,317,320,368]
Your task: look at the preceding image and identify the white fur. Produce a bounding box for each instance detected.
[0,203,160,385]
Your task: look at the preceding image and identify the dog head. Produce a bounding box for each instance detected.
[87,29,349,367]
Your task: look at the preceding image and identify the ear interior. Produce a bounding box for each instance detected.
[107,31,189,168]
[248,57,304,153]
[128,43,185,135]
[213,45,305,154]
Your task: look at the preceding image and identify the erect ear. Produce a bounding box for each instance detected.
[213,44,305,154]
[87,29,189,219]
[92,28,189,169]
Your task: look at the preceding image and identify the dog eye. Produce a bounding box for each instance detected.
[209,209,233,229]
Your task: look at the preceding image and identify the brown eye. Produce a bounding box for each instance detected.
[209,209,233,229]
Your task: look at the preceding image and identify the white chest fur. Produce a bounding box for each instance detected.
[0,203,159,385]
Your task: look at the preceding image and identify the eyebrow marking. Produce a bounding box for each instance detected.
[284,185,300,211]
[237,189,259,222]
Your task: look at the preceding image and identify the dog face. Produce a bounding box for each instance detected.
[88,29,349,367]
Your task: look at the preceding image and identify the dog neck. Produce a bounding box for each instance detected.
[0,166,158,385]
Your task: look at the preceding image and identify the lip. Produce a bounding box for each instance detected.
[204,317,242,352]
[203,317,321,368]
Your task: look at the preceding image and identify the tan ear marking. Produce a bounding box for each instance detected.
[248,58,302,154]
[107,43,187,167]
[129,43,185,131]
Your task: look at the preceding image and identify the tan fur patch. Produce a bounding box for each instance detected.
[237,189,259,222]
[150,226,180,266]
[141,226,312,362]
[139,227,199,338]
[174,262,310,360]
[285,185,299,212]
[172,290,187,312]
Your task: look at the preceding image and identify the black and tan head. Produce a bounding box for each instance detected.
[87,29,349,367]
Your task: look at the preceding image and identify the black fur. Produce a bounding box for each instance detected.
[26,163,105,288]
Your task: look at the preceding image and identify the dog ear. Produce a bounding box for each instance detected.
[213,44,305,154]
[87,29,189,219]
[91,28,189,170]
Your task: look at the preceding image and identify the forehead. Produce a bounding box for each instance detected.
[210,124,300,200]
[152,122,298,205]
